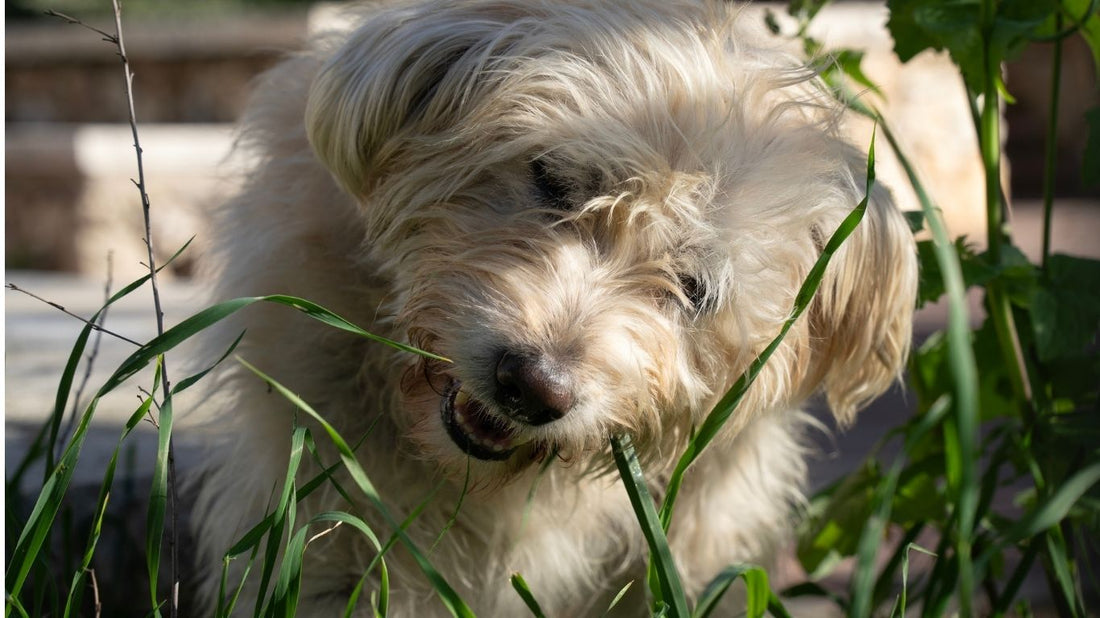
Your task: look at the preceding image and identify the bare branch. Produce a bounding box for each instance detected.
[90,568,103,618]
[5,283,141,347]
[44,9,118,43]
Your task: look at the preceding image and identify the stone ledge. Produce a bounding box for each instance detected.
[6,123,241,278]
[5,11,308,64]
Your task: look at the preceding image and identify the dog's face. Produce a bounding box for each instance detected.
[305,0,917,477]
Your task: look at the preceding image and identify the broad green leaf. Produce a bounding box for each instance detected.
[1031,254,1100,361]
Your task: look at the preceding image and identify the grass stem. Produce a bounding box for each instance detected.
[1041,14,1064,271]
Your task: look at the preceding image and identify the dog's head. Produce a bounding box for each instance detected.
[304,0,917,476]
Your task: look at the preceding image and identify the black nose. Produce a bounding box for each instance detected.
[494,351,574,426]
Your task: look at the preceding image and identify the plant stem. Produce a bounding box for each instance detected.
[993,540,1040,616]
[1041,14,1064,271]
[109,1,179,614]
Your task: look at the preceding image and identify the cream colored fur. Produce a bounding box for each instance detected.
[190,1,918,615]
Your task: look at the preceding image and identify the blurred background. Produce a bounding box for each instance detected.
[4,1,1098,614]
[5,0,1097,282]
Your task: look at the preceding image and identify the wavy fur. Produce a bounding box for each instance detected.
[190,1,918,615]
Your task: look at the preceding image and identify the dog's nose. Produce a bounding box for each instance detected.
[494,351,574,425]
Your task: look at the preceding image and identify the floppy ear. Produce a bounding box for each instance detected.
[808,148,918,425]
[304,6,520,196]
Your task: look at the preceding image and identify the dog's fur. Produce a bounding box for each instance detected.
[191,0,918,615]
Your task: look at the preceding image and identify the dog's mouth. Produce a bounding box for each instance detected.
[440,380,520,461]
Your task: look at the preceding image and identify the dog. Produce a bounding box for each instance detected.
[190,0,918,615]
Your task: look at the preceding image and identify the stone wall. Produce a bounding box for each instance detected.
[5,2,1096,278]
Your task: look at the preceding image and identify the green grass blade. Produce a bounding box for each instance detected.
[1004,462,1100,543]
[1043,529,1085,616]
[238,359,475,618]
[602,581,633,616]
[692,564,775,618]
[897,543,937,617]
[255,425,308,616]
[44,321,95,481]
[872,523,925,609]
[875,111,982,613]
[144,359,177,616]
[510,573,548,618]
[853,396,948,615]
[215,544,260,618]
[850,459,901,618]
[6,396,101,602]
[258,295,450,362]
[37,238,191,481]
[296,511,393,618]
[658,128,877,531]
[268,525,309,617]
[22,268,151,486]
[102,295,443,398]
[63,378,160,616]
[610,434,689,618]
[5,238,196,611]
[766,592,793,618]
[171,331,245,395]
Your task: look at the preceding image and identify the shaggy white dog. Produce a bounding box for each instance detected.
[191,0,917,615]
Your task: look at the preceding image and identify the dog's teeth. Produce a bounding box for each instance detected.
[454,389,470,406]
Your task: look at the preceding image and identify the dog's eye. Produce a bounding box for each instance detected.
[678,274,706,313]
[530,158,573,210]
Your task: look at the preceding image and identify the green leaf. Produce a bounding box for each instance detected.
[1031,254,1100,361]
[904,210,926,233]
[891,460,947,524]
[764,8,782,36]
[988,244,1039,307]
[887,0,1059,92]
[1078,12,1100,82]
[797,463,879,577]
[915,237,994,307]
[787,0,832,22]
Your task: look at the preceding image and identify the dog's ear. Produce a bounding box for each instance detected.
[807,147,918,425]
[305,7,518,196]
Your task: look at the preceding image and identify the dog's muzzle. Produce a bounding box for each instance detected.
[493,351,574,426]
[440,380,518,460]
[439,351,575,461]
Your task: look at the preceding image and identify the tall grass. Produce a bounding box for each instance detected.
[7,0,1099,616]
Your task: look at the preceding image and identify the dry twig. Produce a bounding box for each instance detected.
[47,3,182,615]
[5,283,140,347]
